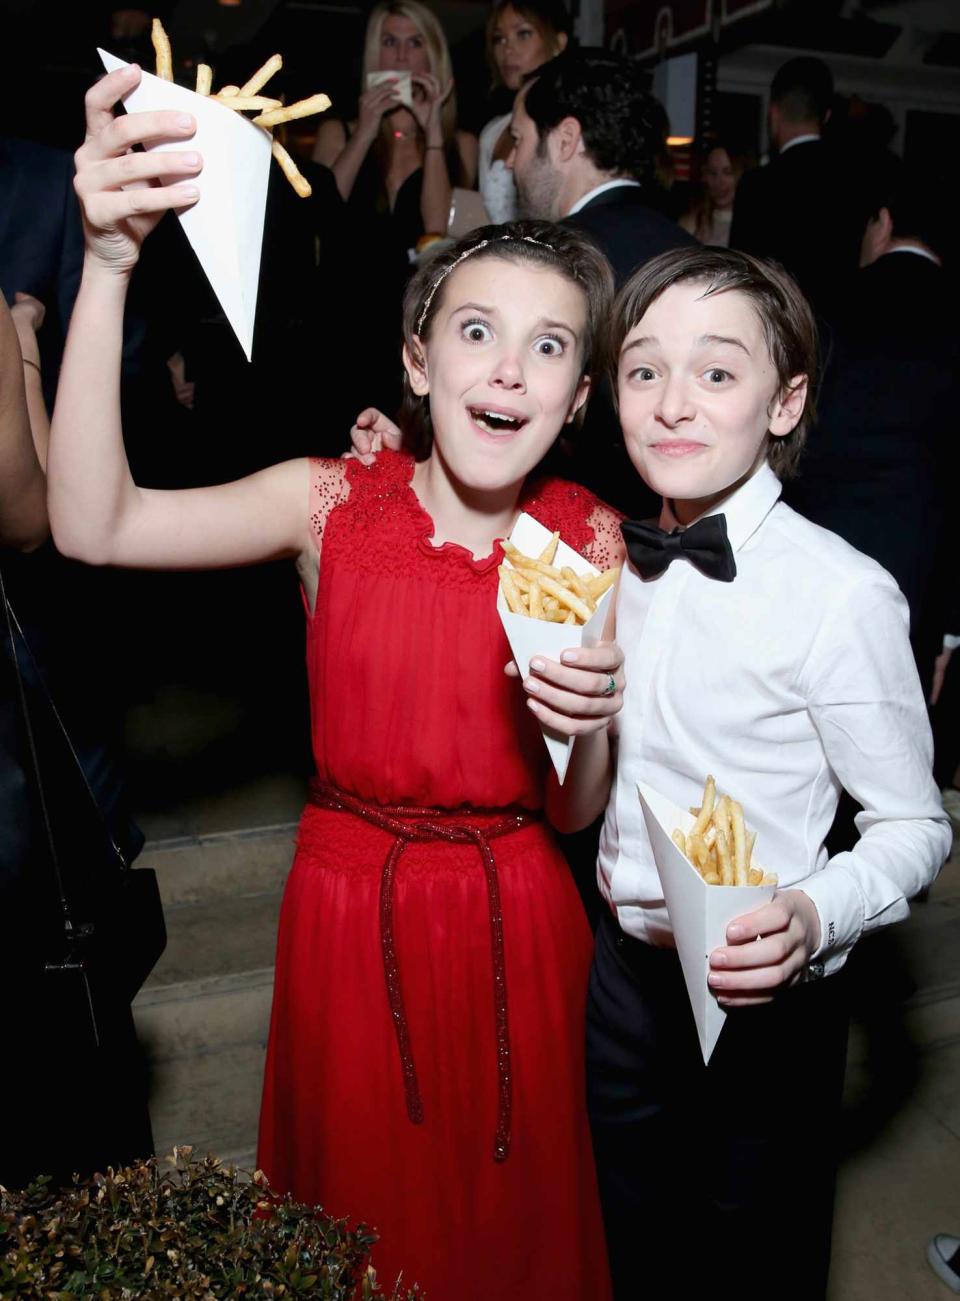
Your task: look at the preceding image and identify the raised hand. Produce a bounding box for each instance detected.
[356,79,402,141]
[73,64,202,276]
[410,73,452,136]
[344,407,403,464]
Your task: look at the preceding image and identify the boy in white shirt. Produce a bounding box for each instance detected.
[540,246,951,1301]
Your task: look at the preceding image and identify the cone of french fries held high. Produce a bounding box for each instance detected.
[99,20,331,360]
[637,776,778,1064]
[497,512,619,783]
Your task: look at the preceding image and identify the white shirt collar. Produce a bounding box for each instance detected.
[779,133,821,156]
[659,461,782,553]
[565,178,641,217]
[882,245,941,266]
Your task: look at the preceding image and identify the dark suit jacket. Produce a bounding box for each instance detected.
[784,251,959,692]
[0,135,84,404]
[563,182,696,289]
[729,139,865,315]
[558,185,695,514]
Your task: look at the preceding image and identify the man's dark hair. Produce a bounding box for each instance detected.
[523,48,663,183]
[866,151,947,258]
[770,56,833,126]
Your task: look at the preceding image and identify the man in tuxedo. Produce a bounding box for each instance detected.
[507,49,693,517]
[784,157,957,701]
[729,57,864,315]
[508,48,694,287]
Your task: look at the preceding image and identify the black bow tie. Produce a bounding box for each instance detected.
[621,514,737,582]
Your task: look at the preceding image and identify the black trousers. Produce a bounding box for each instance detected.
[587,913,849,1301]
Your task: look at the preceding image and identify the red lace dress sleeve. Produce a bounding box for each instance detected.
[520,477,627,569]
[307,457,352,559]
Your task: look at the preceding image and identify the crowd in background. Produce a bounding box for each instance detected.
[1,0,958,1272]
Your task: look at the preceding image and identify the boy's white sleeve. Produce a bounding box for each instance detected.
[796,573,952,976]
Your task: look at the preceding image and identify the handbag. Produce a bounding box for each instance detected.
[0,561,166,1049]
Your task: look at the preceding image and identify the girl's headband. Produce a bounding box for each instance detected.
[416,234,555,335]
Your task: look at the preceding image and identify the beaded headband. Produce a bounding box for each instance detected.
[416,235,556,335]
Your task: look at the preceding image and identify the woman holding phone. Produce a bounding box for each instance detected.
[314,0,477,258]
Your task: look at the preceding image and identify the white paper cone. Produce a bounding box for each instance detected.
[637,781,776,1064]
[98,50,271,361]
[498,512,615,783]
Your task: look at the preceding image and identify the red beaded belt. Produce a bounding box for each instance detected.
[308,779,538,1163]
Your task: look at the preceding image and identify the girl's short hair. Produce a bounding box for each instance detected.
[485,0,573,88]
[609,247,819,479]
[400,221,614,456]
[363,0,457,143]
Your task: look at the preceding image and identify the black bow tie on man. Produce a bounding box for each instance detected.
[620,514,737,582]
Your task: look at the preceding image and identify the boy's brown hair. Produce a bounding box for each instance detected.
[608,247,819,478]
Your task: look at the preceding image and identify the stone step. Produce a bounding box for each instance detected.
[135,883,283,1159]
[135,968,274,1161]
[141,823,297,909]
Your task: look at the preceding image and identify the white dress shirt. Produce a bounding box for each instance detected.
[598,463,951,974]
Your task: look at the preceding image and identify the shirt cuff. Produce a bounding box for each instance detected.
[944,634,960,651]
[794,858,866,977]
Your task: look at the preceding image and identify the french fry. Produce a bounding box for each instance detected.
[716,826,734,887]
[501,542,564,581]
[239,52,283,98]
[528,578,543,620]
[561,566,594,606]
[214,94,282,112]
[219,85,240,96]
[498,566,525,616]
[253,93,332,128]
[689,775,716,839]
[563,610,576,625]
[515,570,593,622]
[152,18,173,81]
[271,138,312,197]
[195,63,213,96]
[730,800,748,887]
[588,568,618,600]
[538,531,559,564]
[672,779,773,887]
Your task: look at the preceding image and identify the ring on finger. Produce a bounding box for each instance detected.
[601,674,617,697]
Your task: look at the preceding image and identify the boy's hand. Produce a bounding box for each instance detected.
[707,889,822,1007]
[343,407,402,465]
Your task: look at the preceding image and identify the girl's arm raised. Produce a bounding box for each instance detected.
[49,66,310,572]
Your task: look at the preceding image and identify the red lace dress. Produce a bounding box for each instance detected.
[258,451,622,1299]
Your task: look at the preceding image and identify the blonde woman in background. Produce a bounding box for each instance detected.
[314,0,477,255]
[680,141,747,246]
[477,0,571,224]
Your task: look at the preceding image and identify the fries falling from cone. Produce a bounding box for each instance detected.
[150,18,330,197]
[673,776,778,887]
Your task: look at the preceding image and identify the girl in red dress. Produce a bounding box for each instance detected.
[53,65,626,1299]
